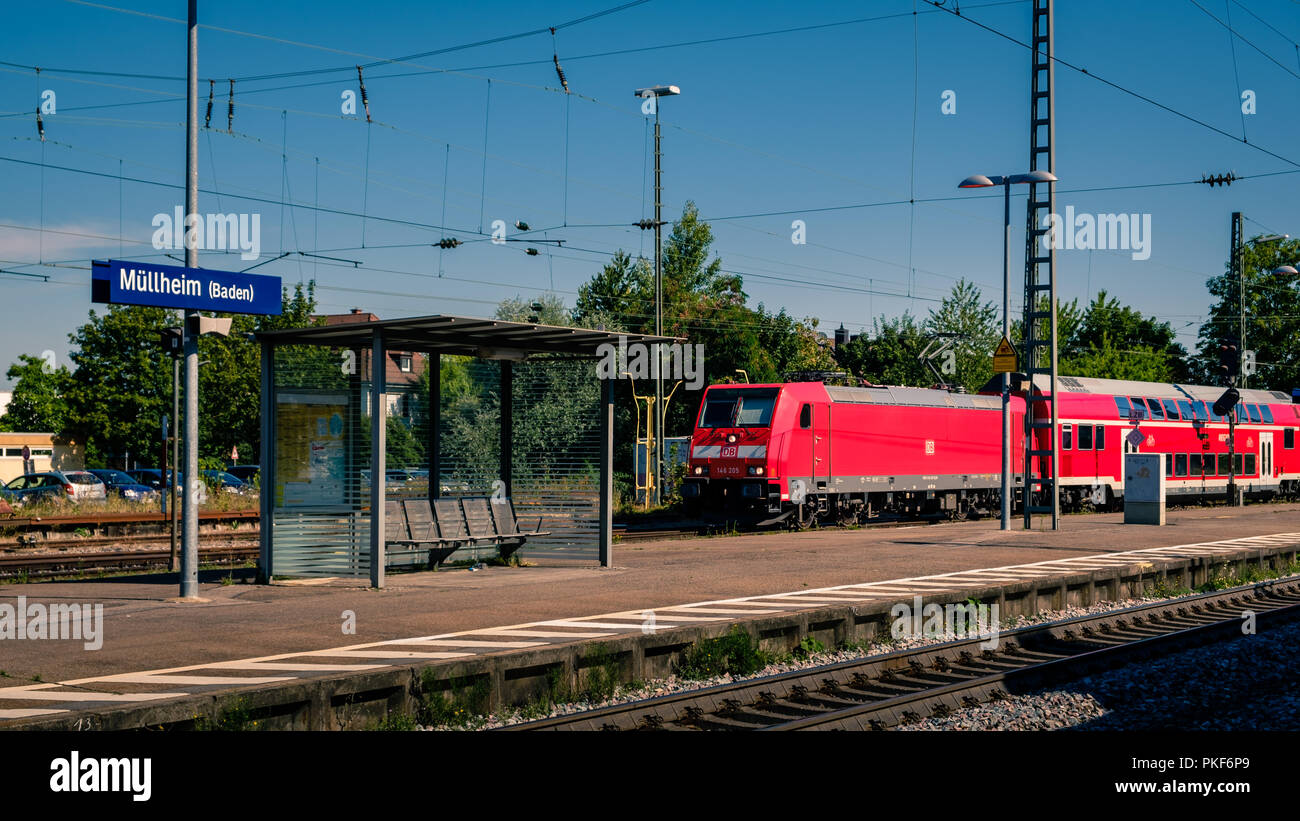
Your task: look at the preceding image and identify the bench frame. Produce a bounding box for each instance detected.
[384,496,549,568]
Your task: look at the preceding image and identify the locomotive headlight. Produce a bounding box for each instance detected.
[746,466,765,476]
[726,433,738,444]
[693,466,704,475]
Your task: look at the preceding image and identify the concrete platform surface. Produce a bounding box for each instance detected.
[3,504,1300,725]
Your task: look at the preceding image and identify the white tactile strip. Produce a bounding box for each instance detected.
[2,531,1297,722]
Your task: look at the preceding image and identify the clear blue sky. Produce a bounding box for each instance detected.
[2,0,1298,386]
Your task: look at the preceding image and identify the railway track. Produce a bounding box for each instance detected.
[502,579,1300,731]
[0,544,259,579]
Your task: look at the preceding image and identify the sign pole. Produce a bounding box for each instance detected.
[1000,179,1012,531]
[180,0,201,599]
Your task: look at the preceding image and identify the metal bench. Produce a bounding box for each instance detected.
[385,497,550,568]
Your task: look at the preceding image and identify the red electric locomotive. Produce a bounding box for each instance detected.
[681,375,1300,525]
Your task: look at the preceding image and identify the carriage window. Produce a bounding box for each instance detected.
[1286,429,1295,449]
[799,403,812,430]
[1078,425,1093,450]
[1235,454,1245,475]
[1245,454,1256,475]
[1166,454,1174,477]
[1175,454,1187,477]
[1193,401,1209,421]
[1062,424,1073,450]
[1128,397,1148,420]
[1177,400,1194,421]
[1114,397,1131,419]
[1145,398,1164,420]
[1189,454,1203,476]
[1219,454,1231,475]
[1094,425,1105,450]
[1162,399,1180,419]
[1247,404,1261,424]
[1209,404,1224,422]
[1260,406,1273,424]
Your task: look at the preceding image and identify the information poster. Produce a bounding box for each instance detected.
[276,393,348,508]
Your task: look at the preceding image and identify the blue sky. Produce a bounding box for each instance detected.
[2,0,1298,386]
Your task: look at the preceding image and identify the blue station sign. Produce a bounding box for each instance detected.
[91,259,282,316]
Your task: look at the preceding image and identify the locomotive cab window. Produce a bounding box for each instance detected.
[799,403,812,430]
[699,387,780,428]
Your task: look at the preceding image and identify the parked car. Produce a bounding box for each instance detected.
[56,471,107,503]
[88,469,159,502]
[227,465,260,484]
[1,473,72,506]
[127,469,208,503]
[203,470,254,495]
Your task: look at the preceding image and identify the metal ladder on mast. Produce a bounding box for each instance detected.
[1023,0,1060,529]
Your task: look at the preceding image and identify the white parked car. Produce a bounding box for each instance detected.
[61,471,108,503]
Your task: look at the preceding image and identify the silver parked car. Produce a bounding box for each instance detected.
[61,471,108,503]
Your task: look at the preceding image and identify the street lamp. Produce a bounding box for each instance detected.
[635,83,680,507]
[958,170,1058,531]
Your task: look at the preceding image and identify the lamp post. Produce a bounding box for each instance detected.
[634,84,680,506]
[958,170,1058,530]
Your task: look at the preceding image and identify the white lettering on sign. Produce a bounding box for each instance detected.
[209,281,255,303]
[119,266,202,297]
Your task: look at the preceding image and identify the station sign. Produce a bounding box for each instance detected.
[91,259,282,316]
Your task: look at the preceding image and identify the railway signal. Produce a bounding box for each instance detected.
[1218,342,1239,381]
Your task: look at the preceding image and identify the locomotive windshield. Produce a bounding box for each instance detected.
[699,388,779,428]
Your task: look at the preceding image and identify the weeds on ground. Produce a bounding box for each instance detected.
[676,626,769,680]
[416,669,491,729]
[373,712,420,731]
[193,697,257,731]
[792,635,826,660]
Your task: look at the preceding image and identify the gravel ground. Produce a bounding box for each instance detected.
[900,617,1300,731]
[425,584,1297,731]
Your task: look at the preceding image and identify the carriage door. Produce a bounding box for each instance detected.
[1261,432,1273,483]
[813,403,830,491]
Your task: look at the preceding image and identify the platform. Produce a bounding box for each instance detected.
[4,504,1300,729]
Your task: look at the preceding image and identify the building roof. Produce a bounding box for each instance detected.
[256,313,684,359]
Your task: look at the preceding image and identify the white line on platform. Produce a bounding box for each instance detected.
[208,661,389,672]
[0,708,67,719]
[89,673,295,686]
[385,639,548,649]
[317,650,474,659]
[0,689,185,702]
[476,629,615,638]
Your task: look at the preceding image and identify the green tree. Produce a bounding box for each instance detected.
[0,354,74,432]
[1196,235,1300,389]
[1065,290,1187,381]
[836,312,929,386]
[923,278,999,392]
